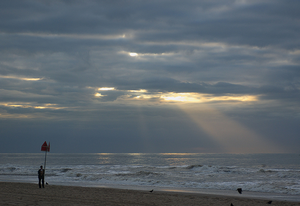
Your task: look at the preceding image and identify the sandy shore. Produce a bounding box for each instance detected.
[1,182,299,206]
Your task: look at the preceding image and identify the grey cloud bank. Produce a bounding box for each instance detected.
[0,0,299,153]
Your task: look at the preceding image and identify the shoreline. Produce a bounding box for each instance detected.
[2,178,300,202]
[1,182,299,206]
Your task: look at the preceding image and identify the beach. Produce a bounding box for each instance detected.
[1,182,299,206]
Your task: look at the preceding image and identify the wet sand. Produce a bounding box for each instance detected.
[0,182,299,206]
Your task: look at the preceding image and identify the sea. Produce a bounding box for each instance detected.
[1,153,300,202]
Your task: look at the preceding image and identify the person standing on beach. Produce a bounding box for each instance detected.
[38,166,45,188]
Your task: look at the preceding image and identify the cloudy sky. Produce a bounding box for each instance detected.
[1,0,300,153]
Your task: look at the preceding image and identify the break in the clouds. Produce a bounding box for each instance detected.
[1,0,300,153]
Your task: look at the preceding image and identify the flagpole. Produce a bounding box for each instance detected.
[41,141,50,183]
[44,150,47,174]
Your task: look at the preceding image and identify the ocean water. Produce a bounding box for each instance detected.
[1,153,300,201]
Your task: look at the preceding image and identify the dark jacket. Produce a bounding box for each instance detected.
[38,169,44,179]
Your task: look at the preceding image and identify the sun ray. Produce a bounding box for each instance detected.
[135,104,154,152]
[178,104,285,153]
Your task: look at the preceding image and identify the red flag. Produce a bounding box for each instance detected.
[41,141,50,152]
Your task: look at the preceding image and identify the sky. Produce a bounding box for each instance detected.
[1,0,300,153]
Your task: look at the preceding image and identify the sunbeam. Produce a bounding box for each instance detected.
[178,104,285,153]
[136,104,153,152]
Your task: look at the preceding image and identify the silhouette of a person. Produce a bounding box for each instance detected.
[38,165,45,188]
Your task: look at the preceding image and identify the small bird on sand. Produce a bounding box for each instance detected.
[46,182,48,185]
[267,200,272,204]
[149,189,153,193]
[237,188,242,194]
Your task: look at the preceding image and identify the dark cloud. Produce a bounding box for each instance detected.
[0,0,300,153]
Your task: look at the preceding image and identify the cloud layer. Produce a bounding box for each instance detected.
[1,0,300,153]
